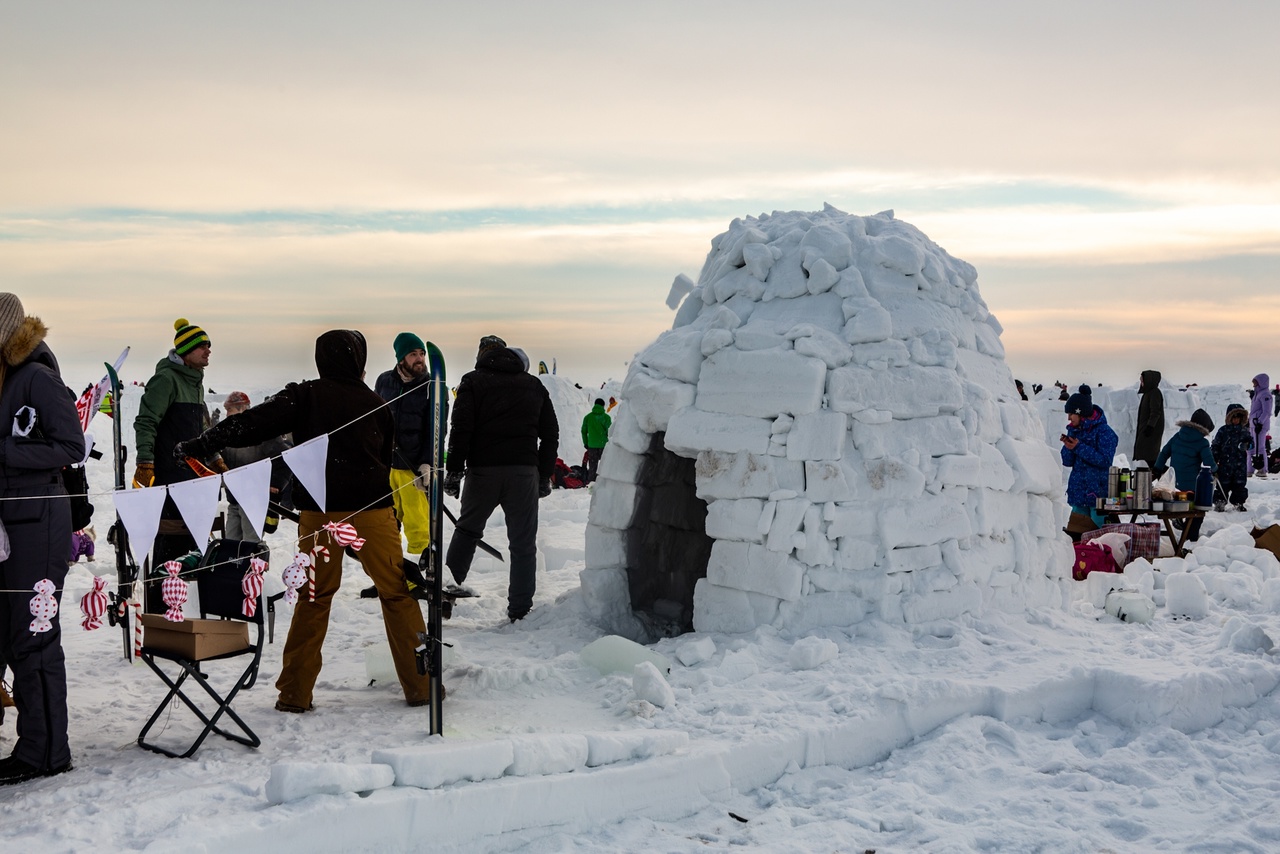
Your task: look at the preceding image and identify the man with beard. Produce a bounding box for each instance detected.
[372,333,440,559]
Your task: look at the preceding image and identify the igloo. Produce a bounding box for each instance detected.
[582,205,1073,641]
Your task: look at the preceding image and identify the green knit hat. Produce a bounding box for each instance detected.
[393,331,425,362]
[173,318,210,355]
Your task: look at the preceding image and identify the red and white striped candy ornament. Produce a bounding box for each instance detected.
[80,575,110,630]
[308,545,330,602]
[161,560,188,622]
[242,557,267,617]
[322,521,365,551]
[281,553,310,605]
[29,579,58,633]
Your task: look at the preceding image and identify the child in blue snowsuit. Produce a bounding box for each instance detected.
[1060,385,1118,528]
[1211,403,1251,510]
[1156,408,1217,541]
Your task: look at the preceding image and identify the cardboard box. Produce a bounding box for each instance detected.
[140,615,250,659]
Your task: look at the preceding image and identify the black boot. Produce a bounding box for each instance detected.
[0,754,73,786]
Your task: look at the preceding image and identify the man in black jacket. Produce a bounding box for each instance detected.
[1134,370,1165,470]
[0,293,86,785]
[444,336,558,622]
[373,332,440,557]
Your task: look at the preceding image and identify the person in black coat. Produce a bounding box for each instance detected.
[444,336,558,621]
[0,294,86,785]
[1133,369,1165,470]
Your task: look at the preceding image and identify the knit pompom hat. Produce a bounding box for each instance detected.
[174,318,210,355]
[1189,408,1214,435]
[1064,384,1093,416]
[0,293,24,347]
[224,390,250,410]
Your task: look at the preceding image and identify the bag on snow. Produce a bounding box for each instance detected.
[1072,541,1120,581]
[1081,522,1161,565]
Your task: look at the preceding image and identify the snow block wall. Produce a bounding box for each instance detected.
[583,206,1073,641]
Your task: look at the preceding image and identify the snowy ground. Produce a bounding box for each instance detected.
[6,397,1280,852]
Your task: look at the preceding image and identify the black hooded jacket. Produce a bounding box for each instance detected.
[446,347,558,478]
[0,322,85,496]
[184,330,394,513]
[1134,369,1165,466]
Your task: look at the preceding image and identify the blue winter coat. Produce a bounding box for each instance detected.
[1061,406,1118,507]
[1155,422,1216,490]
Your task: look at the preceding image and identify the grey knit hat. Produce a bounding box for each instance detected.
[0,293,24,347]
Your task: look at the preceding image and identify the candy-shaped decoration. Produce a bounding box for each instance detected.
[308,545,331,603]
[80,575,110,630]
[29,579,58,633]
[161,560,188,622]
[281,552,311,606]
[242,556,267,617]
[322,521,365,551]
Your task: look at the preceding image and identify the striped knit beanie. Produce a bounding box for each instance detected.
[173,318,210,355]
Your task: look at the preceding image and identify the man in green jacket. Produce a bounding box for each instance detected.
[132,318,220,578]
[580,398,611,483]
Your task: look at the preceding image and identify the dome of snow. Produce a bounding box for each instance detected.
[582,205,1073,641]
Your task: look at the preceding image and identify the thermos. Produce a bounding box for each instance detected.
[1133,463,1151,510]
[1195,466,1214,510]
[1108,466,1120,500]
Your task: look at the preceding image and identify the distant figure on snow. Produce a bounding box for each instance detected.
[1211,404,1252,511]
[580,398,611,483]
[1155,408,1216,542]
[1133,370,1164,471]
[1249,374,1272,478]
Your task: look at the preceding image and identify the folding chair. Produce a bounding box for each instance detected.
[137,539,269,759]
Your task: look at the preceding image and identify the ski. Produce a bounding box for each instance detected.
[423,341,448,733]
[104,360,138,661]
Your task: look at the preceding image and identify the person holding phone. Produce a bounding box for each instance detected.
[1060,384,1118,528]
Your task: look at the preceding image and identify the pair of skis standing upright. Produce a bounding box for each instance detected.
[105,343,456,735]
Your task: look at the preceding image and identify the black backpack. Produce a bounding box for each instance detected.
[62,464,94,531]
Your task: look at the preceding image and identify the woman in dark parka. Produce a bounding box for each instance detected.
[1134,370,1164,470]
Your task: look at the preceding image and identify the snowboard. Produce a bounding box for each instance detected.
[104,361,138,660]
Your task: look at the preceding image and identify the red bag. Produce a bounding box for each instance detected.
[1072,541,1120,581]
[1080,523,1161,565]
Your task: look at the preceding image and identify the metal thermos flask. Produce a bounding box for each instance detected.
[1133,465,1152,510]
[1108,467,1120,500]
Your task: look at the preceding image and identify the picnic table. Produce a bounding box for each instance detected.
[1123,508,1206,558]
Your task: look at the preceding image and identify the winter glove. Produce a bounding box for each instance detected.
[414,463,431,494]
[210,455,229,474]
[1153,465,1168,480]
[1255,419,1263,433]
[538,478,552,499]
[132,461,155,488]
[443,471,463,498]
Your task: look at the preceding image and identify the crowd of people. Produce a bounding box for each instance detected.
[1054,369,1276,545]
[0,296,566,784]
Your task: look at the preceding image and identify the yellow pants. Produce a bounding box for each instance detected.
[389,468,431,554]
[276,507,430,707]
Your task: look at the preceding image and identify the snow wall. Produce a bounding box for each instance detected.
[582,206,1074,642]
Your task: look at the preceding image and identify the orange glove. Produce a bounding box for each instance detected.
[132,461,155,488]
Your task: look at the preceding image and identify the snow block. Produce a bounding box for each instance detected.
[827,364,964,419]
[665,407,772,457]
[788,636,839,670]
[1165,572,1210,618]
[692,579,779,633]
[619,369,696,434]
[637,327,704,385]
[851,415,968,460]
[785,410,848,461]
[674,636,717,666]
[694,349,826,418]
[506,734,590,777]
[996,436,1061,495]
[579,567,647,641]
[879,495,971,550]
[695,450,783,499]
[704,497,766,543]
[372,740,515,790]
[586,478,639,531]
[584,730,690,767]
[597,445,644,484]
[633,661,676,708]
[265,762,395,805]
[707,540,805,601]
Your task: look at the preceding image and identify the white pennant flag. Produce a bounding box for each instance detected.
[113,486,170,566]
[282,434,328,513]
[221,458,273,539]
[167,475,224,548]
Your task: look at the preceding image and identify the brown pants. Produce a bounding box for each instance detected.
[276,507,429,707]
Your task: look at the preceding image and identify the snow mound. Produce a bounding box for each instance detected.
[584,206,1072,639]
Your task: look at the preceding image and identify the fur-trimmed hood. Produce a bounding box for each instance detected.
[2,315,47,369]
[1176,407,1214,437]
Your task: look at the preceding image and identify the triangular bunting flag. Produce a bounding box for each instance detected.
[113,486,170,566]
[282,435,328,512]
[221,458,273,539]
[167,475,224,548]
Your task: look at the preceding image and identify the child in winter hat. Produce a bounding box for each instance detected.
[1064,384,1094,416]
[173,318,210,356]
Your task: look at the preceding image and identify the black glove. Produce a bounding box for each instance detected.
[1255,419,1263,433]
[172,440,194,464]
[538,478,552,498]
[443,471,462,498]
[1153,465,1168,480]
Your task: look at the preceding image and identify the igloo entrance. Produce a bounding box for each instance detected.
[621,434,713,634]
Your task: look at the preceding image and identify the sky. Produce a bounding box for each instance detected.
[3,1,1279,395]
